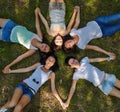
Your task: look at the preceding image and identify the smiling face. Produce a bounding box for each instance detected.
[45,56,56,68]
[54,35,63,46]
[65,39,75,49]
[40,43,50,53]
[68,58,80,68]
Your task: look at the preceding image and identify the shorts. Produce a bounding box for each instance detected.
[49,2,65,11]
[49,2,65,24]
[98,74,116,95]
[1,19,18,42]
[16,83,35,100]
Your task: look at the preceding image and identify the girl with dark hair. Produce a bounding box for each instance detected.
[63,13,120,56]
[62,55,120,110]
[1,15,51,73]
[0,52,64,112]
[35,0,80,51]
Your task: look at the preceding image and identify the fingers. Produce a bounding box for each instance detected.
[2,67,10,74]
[110,55,116,60]
[74,6,80,12]
[61,102,69,110]
[35,7,41,14]
[107,52,116,60]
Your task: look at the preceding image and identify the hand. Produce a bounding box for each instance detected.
[107,52,116,60]
[74,6,80,12]
[61,102,69,110]
[107,52,115,57]
[35,7,41,14]
[2,66,11,74]
[109,54,116,61]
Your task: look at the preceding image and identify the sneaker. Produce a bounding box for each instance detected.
[0,109,8,112]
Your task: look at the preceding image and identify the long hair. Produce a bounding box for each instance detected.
[40,52,59,72]
[62,34,76,53]
[51,34,63,51]
[65,56,76,65]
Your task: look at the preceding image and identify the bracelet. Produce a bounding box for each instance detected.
[107,56,110,61]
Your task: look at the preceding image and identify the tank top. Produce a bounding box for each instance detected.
[23,65,52,93]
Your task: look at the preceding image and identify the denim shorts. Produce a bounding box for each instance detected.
[49,2,65,23]
[98,74,116,95]
[49,2,65,11]
[16,83,35,100]
[1,19,17,42]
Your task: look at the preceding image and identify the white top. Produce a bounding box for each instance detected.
[73,57,105,86]
[49,9,66,36]
[10,26,42,50]
[70,21,103,49]
[23,65,52,93]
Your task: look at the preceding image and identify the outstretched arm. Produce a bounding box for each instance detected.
[35,7,51,36]
[89,56,116,63]
[65,6,78,35]
[9,63,40,73]
[49,72,64,108]
[2,49,36,74]
[62,80,77,109]
[72,6,80,29]
[35,7,43,40]
[85,45,116,56]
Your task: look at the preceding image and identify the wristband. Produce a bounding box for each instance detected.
[107,56,110,61]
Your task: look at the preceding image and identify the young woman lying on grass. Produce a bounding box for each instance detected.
[62,55,120,110]
[63,13,120,57]
[0,17,50,74]
[35,0,80,51]
[0,52,64,112]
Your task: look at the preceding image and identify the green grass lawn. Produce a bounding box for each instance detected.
[1,0,120,112]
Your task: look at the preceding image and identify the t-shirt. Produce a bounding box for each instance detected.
[23,65,52,93]
[73,57,105,86]
[10,25,42,50]
[70,21,103,49]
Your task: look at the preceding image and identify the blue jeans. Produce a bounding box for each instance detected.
[95,13,120,37]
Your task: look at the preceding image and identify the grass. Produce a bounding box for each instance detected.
[0,0,120,112]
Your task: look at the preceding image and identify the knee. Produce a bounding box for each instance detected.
[9,101,17,108]
[13,103,24,112]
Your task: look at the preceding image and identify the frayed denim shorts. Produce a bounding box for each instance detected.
[16,83,35,100]
[1,19,17,42]
[98,74,116,95]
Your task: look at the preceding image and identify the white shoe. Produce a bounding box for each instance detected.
[0,109,8,112]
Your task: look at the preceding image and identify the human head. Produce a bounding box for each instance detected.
[50,23,66,37]
[65,56,80,68]
[51,34,63,51]
[63,35,76,53]
[40,52,59,72]
[38,42,50,53]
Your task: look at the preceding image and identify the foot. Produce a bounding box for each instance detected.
[0,109,8,112]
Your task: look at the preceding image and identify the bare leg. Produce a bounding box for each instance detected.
[109,87,120,98]
[114,79,120,89]
[1,88,23,110]
[13,95,31,112]
[0,18,8,28]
